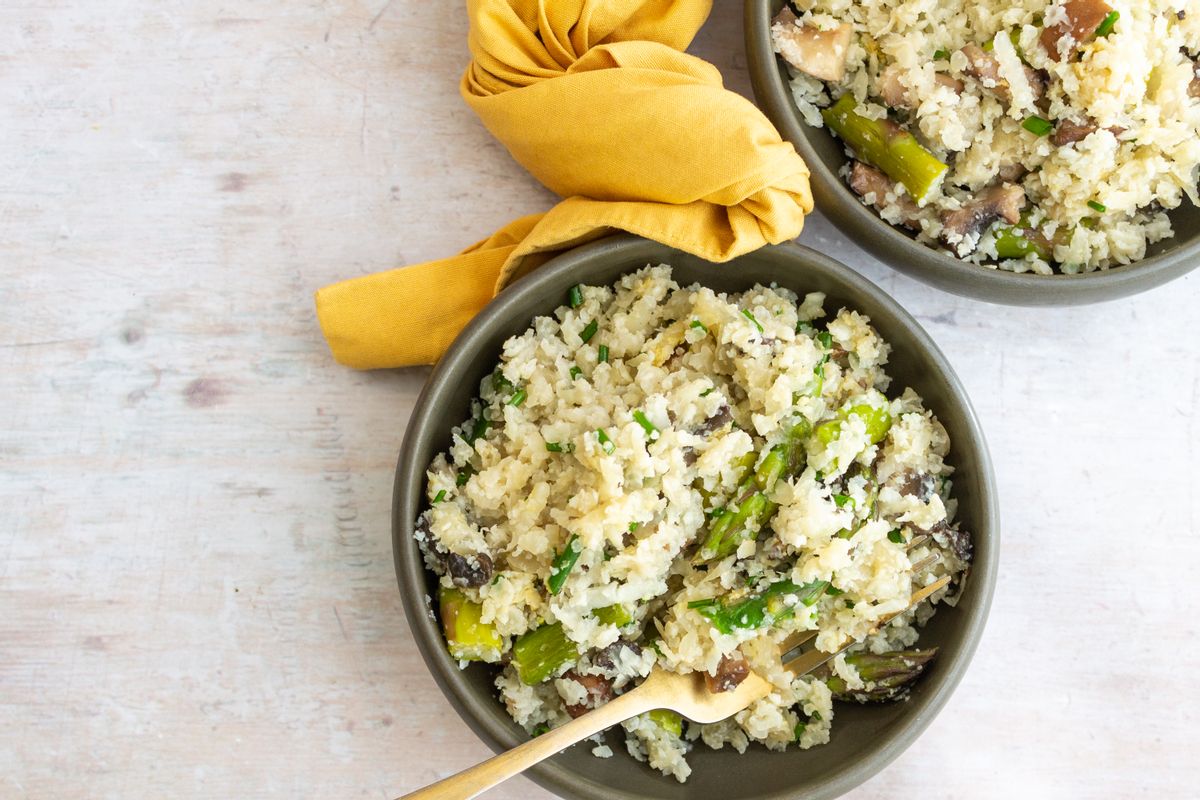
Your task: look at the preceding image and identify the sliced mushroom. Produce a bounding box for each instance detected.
[940,183,1026,251]
[847,161,922,230]
[996,162,1028,183]
[561,671,614,718]
[1052,118,1097,146]
[593,640,643,673]
[1040,0,1113,61]
[878,64,963,110]
[694,404,732,436]
[445,551,494,588]
[890,469,938,503]
[1190,60,1200,99]
[772,7,854,83]
[960,44,1046,106]
[705,652,751,693]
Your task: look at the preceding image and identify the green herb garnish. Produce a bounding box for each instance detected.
[1022,115,1053,137]
[742,309,764,334]
[596,428,615,455]
[547,534,582,595]
[568,284,583,309]
[580,319,598,343]
[1087,200,1107,213]
[1095,10,1119,37]
[633,410,659,440]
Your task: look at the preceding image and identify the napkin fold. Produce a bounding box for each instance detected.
[315,0,813,369]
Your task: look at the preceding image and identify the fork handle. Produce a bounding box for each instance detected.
[397,687,658,800]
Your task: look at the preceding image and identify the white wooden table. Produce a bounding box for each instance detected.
[2,2,1198,798]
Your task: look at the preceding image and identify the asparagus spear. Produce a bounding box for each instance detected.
[438,585,504,662]
[818,648,938,702]
[822,93,948,203]
[512,622,580,685]
[697,420,812,561]
[816,403,893,448]
[593,603,633,627]
[647,709,683,737]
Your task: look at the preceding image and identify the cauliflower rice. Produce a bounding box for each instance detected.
[773,0,1200,274]
[416,266,970,782]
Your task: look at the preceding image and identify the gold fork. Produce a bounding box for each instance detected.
[399,574,949,800]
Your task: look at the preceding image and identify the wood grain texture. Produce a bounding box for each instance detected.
[1,2,1197,798]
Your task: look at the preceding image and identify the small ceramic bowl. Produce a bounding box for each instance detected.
[745,0,1200,306]
[393,234,999,800]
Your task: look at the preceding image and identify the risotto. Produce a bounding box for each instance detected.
[772,0,1200,274]
[416,267,970,781]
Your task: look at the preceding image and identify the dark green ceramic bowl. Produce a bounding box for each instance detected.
[745,0,1200,306]
[393,235,998,800]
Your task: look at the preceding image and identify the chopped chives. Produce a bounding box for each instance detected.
[580,319,598,343]
[597,344,609,363]
[933,48,949,60]
[596,428,615,455]
[507,389,526,407]
[569,365,582,380]
[491,371,514,394]
[1022,115,1053,136]
[432,489,447,503]
[708,506,724,518]
[741,309,764,333]
[826,585,845,596]
[633,410,659,440]
[699,387,715,397]
[832,493,855,509]
[532,723,550,737]
[1087,200,1107,213]
[568,284,583,308]
[888,529,905,544]
[690,319,708,333]
[796,319,813,333]
[456,468,473,486]
[816,331,833,349]
[1095,10,1119,37]
[687,598,718,609]
[545,441,574,453]
[547,534,582,594]
[628,522,640,532]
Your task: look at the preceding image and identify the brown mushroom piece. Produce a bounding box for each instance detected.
[445,551,494,588]
[939,183,1026,251]
[847,161,922,231]
[878,64,964,111]
[561,670,615,718]
[1040,0,1113,61]
[772,7,854,83]
[693,404,732,436]
[1053,118,1098,146]
[1190,60,1200,99]
[960,44,1046,106]
[705,652,751,694]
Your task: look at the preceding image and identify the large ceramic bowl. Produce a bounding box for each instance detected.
[745,0,1200,306]
[393,234,999,800]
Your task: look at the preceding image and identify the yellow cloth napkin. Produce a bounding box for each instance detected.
[315,0,813,369]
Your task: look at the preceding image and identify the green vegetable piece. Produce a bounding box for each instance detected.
[1095,10,1118,37]
[687,598,718,609]
[1087,200,1107,213]
[647,709,683,737]
[532,723,551,737]
[633,410,659,440]
[596,428,615,455]
[439,585,503,662]
[933,48,949,60]
[993,221,1051,260]
[742,309,764,333]
[821,93,949,202]
[456,467,474,487]
[569,365,582,380]
[597,344,609,363]
[628,522,640,532]
[697,579,829,634]
[698,492,770,560]
[568,284,583,309]
[1022,115,1054,137]
[820,648,938,702]
[507,389,526,407]
[547,534,582,595]
[593,604,633,627]
[432,489,447,503]
[545,441,574,453]
[832,493,854,509]
[888,528,905,544]
[512,622,579,685]
[580,319,598,343]
[754,445,788,492]
[467,415,490,444]
[492,371,515,394]
[690,319,708,333]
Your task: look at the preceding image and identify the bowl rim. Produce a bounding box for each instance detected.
[743,0,1200,306]
[393,233,1000,800]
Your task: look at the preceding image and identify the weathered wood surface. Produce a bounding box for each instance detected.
[1,2,1197,798]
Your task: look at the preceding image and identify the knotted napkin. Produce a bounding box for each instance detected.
[315,0,813,368]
